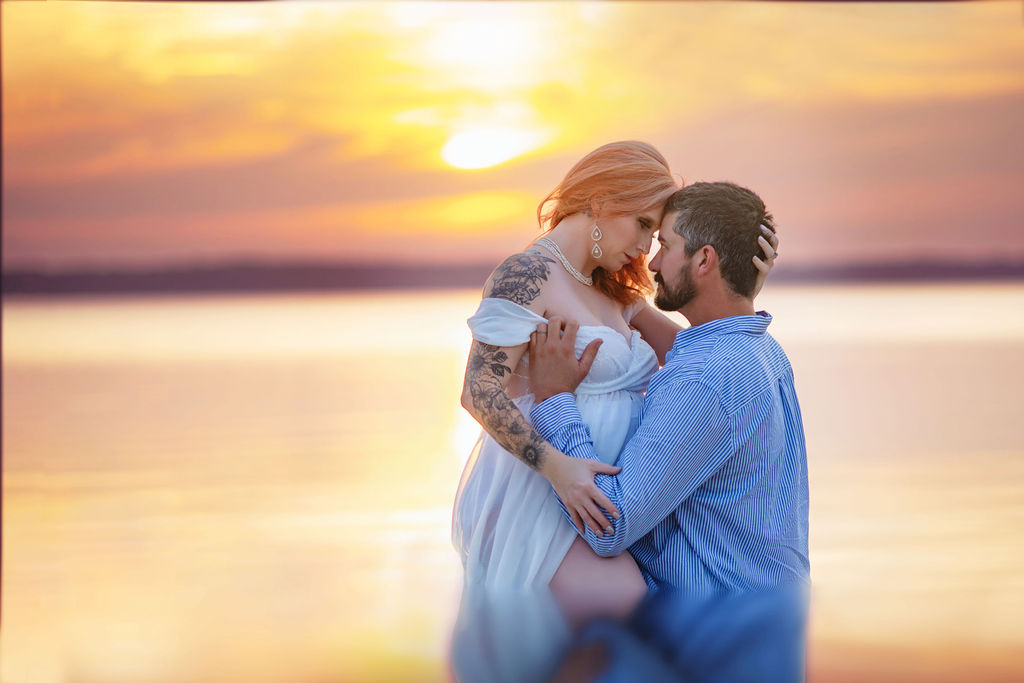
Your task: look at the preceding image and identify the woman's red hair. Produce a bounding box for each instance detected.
[537,141,680,305]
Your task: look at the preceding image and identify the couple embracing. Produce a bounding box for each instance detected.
[451,141,809,673]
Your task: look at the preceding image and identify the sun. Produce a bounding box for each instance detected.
[441,127,548,170]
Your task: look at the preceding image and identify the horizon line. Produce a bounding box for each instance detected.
[3,257,1024,297]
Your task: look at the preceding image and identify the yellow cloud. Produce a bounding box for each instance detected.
[3,1,1022,268]
[320,191,538,237]
[6,1,1021,181]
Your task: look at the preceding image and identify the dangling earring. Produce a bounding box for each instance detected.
[591,224,603,259]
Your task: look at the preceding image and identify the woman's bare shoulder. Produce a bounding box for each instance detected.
[481,248,558,311]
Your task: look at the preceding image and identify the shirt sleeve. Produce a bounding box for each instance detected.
[530,392,592,454]
[531,380,733,557]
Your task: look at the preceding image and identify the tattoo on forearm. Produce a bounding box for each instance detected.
[467,341,547,469]
[486,252,555,306]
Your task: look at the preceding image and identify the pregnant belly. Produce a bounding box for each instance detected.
[575,391,644,465]
[511,390,644,466]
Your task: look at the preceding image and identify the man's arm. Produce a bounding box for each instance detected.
[531,381,733,556]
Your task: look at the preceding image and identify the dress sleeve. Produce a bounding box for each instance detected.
[467,298,548,347]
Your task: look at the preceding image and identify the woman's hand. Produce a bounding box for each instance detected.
[541,450,622,537]
[752,225,779,298]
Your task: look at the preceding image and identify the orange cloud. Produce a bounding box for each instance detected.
[2,1,1023,269]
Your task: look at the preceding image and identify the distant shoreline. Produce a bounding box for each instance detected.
[3,260,1024,297]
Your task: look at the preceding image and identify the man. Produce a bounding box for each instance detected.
[529,181,809,593]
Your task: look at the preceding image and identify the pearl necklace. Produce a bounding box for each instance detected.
[535,237,593,286]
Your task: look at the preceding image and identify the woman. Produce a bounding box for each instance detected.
[452,141,776,615]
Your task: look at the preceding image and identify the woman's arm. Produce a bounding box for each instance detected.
[460,338,546,467]
[460,251,552,466]
[461,339,619,535]
[459,251,620,534]
[629,303,682,366]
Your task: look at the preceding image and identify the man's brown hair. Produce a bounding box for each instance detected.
[665,182,775,298]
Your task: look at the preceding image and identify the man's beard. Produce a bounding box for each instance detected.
[654,267,696,311]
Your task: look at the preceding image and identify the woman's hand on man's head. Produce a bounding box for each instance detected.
[752,225,779,298]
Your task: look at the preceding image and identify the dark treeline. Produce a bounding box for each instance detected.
[3,259,1024,297]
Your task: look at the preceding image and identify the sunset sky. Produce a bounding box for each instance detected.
[3,1,1023,271]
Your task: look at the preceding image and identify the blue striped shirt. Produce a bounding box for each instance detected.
[531,312,809,593]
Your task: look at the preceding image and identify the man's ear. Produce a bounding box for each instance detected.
[695,245,718,276]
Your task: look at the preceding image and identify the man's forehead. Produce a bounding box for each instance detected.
[657,211,683,240]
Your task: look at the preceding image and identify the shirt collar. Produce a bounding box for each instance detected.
[665,311,772,363]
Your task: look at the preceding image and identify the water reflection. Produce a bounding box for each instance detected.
[451,584,570,683]
[451,582,808,683]
[3,287,1024,682]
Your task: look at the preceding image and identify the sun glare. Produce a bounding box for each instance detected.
[441,128,548,170]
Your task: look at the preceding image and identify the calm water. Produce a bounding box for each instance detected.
[3,285,1023,682]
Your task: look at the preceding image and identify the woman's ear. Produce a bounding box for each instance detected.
[588,195,606,218]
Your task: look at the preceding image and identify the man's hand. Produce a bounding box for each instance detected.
[528,316,603,403]
[752,224,779,298]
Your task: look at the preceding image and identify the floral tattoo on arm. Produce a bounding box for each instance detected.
[466,342,547,468]
[465,251,556,469]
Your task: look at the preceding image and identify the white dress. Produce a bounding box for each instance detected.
[451,297,659,586]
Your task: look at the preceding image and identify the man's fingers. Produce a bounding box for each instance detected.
[564,320,580,348]
[534,323,552,355]
[578,339,603,375]
[548,316,565,340]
